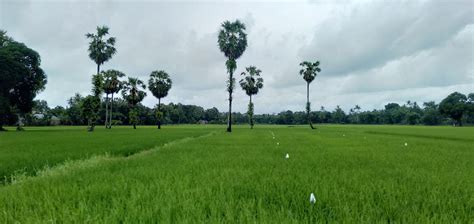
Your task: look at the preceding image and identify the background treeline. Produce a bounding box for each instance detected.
[10,91,474,127]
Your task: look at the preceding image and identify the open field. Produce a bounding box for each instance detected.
[1,125,473,222]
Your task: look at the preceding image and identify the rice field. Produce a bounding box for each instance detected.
[0,125,472,223]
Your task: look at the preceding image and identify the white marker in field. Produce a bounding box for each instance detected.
[285,153,289,159]
[404,142,408,146]
[310,193,316,204]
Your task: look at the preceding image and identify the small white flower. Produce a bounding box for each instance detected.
[285,153,289,159]
[310,193,316,204]
[404,142,408,146]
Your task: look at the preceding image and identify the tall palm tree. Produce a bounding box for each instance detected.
[239,66,263,129]
[85,26,116,76]
[299,61,321,129]
[122,77,146,129]
[102,70,125,129]
[148,70,172,129]
[218,20,248,132]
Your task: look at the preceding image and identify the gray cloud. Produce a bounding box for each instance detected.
[1,0,472,114]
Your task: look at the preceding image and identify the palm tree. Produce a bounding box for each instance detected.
[121,77,146,129]
[218,20,248,132]
[239,66,263,129]
[148,70,172,129]
[102,70,125,129]
[299,61,321,129]
[85,26,116,76]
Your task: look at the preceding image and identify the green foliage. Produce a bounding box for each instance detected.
[122,77,146,128]
[0,30,47,129]
[122,77,147,107]
[148,70,172,100]
[102,70,125,95]
[299,61,321,84]
[218,20,247,61]
[239,66,264,96]
[439,92,467,126]
[85,26,116,70]
[129,108,139,129]
[81,95,101,131]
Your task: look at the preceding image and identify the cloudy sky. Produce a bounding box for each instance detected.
[1,0,473,114]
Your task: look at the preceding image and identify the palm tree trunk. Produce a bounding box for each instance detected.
[109,93,114,129]
[16,113,24,131]
[97,64,100,76]
[307,83,315,129]
[249,95,253,129]
[158,98,161,129]
[227,73,233,132]
[133,123,136,129]
[105,94,109,128]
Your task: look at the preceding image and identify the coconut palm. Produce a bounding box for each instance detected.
[121,77,146,129]
[299,61,321,129]
[85,26,116,76]
[102,70,125,129]
[239,66,263,129]
[148,70,172,129]
[218,20,248,132]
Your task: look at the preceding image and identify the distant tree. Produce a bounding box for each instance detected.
[148,70,172,129]
[85,26,116,76]
[239,66,264,129]
[467,93,474,124]
[102,69,125,129]
[82,74,104,131]
[218,20,248,132]
[122,77,146,129]
[299,61,321,129]
[421,101,442,125]
[333,105,346,124]
[204,107,220,123]
[439,92,467,126]
[0,30,47,131]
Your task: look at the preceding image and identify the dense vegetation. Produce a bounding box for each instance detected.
[1,125,472,222]
[14,91,474,127]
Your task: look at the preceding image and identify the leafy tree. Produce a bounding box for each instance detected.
[102,69,125,129]
[239,66,264,129]
[148,70,172,129]
[122,77,146,129]
[218,20,248,132]
[421,101,442,125]
[299,61,321,129]
[85,26,116,75]
[82,74,104,131]
[0,30,47,131]
[204,107,220,123]
[439,92,467,126]
[466,93,474,124]
[333,106,346,124]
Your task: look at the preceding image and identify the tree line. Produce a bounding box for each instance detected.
[13,91,474,127]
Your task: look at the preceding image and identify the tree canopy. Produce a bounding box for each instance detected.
[0,30,47,130]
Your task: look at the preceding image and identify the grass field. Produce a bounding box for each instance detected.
[0,125,473,222]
